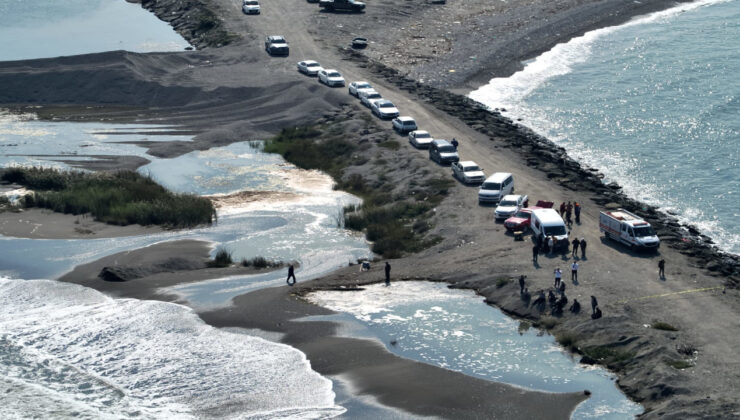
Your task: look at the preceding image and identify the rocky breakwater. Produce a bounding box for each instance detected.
[138,0,238,49]
[341,48,739,286]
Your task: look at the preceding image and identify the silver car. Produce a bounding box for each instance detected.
[452,161,485,184]
[349,81,373,97]
[371,99,400,119]
[360,90,382,107]
[318,69,346,87]
[408,130,433,149]
[297,60,323,76]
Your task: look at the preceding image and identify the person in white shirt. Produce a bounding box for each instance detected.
[571,261,579,282]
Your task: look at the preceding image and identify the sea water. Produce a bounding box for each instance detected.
[0,0,188,61]
[470,0,739,255]
[308,282,644,419]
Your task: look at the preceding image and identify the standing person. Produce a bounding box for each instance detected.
[532,243,539,263]
[547,236,554,255]
[574,202,582,224]
[385,261,391,286]
[559,281,566,295]
[580,238,587,258]
[571,238,580,257]
[286,264,296,286]
[591,295,598,315]
[559,202,566,216]
[554,268,562,289]
[571,261,579,282]
[658,259,665,279]
[451,138,459,149]
[519,275,526,294]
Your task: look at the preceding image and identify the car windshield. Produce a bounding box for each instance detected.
[544,226,567,236]
[438,145,455,152]
[307,63,320,67]
[633,226,656,237]
[464,165,480,172]
[245,1,258,4]
[328,72,341,78]
[416,132,431,139]
[379,102,395,108]
[357,83,371,89]
[514,211,531,219]
[272,38,285,43]
[481,182,501,190]
[499,200,517,207]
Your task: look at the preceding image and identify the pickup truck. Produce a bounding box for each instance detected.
[599,209,660,250]
[319,0,365,12]
[494,194,529,220]
[265,36,289,56]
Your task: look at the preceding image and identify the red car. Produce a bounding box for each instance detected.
[504,201,554,232]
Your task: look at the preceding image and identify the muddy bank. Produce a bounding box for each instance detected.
[340,48,739,286]
[139,0,238,49]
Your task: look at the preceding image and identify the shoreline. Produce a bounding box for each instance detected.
[1,0,737,417]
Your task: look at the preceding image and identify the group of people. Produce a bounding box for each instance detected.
[558,201,581,226]
[520,273,599,319]
[532,235,586,260]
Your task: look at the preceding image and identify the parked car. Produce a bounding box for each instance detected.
[429,139,460,164]
[408,130,433,149]
[451,161,485,184]
[297,60,323,76]
[319,0,366,12]
[392,116,417,133]
[478,172,514,204]
[359,90,382,107]
[242,0,260,14]
[348,81,373,97]
[265,36,289,56]
[318,69,346,87]
[504,201,552,232]
[370,99,400,119]
[351,37,368,49]
[494,194,529,220]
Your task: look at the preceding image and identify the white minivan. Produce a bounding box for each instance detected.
[478,172,514,204]
[531,208,569,250]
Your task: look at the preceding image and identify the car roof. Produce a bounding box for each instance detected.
[324,69,340,73]
[375,99,393,105]
[501,195,519,201]
[432,139,451,146]
[353,81,370,85]
[397,116,414,122]
[269,35,285,40]
[484,172,512,182]
[411,130,429,135]
[532,208,565,224]
[304,60,319,65]
[459,160,478,167]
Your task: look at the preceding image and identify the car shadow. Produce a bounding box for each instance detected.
[599,236,661,258]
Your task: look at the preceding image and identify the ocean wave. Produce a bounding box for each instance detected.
[0,277,344,419]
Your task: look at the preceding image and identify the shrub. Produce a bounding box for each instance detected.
[556,332,580,351]
[582,346,634,364]
[495,276,512,288]
[241,256,281,269]
[3,167,215,228]
[538,317,558,330]
[208,246,233,268]
[652,322,678,331]
[665,359,693,369]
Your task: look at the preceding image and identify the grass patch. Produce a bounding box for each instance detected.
[241,256,282,269]
[665,359,693,370]
[518,321,531,335]
[3,167,215,228]
[582,346,635,364]
[208,246,233,268]
[538,317,558,330]
[555,332,580,352]
[265,124,453,258]
[495,276,512,288]
[651,322,678,331]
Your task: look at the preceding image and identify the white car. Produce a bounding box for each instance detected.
[370,99,400,119]
[451,161,485,184]
[242,0,260,14]
[408,130,433,149]
[495,194,529,220]
[359,90,382,107]
[392,116,417,133]
[349,81,373,97]
[297,60,323,76]
[318,69,346,87]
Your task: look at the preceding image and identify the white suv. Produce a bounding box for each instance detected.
[318,69,346,87]
[451,161,485,184]
[392,116,417,133]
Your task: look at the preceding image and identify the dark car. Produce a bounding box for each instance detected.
[265,36,289,56]
[351,37,368,49]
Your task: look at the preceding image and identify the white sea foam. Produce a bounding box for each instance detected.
[0,277,344,419]
[469,0,730,108]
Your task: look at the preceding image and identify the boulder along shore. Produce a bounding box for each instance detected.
[1,0,738,418]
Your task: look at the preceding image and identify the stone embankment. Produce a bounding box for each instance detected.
[340,48,739,285]
[139,0,238,49]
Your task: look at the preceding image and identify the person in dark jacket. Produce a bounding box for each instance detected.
[571,238,580,257]
[580,238,587,258]
[451,138,459,149]
[591,295,598,315]
[286,265,296,286]
[658,259,666,279]
[569,299,581,314]
[385,261,391,286]
[574,202,582,224]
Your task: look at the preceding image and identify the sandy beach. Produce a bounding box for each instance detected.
[2,0,738,418]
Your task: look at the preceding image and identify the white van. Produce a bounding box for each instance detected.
[531,208,569,249]
[478,172,514,204]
